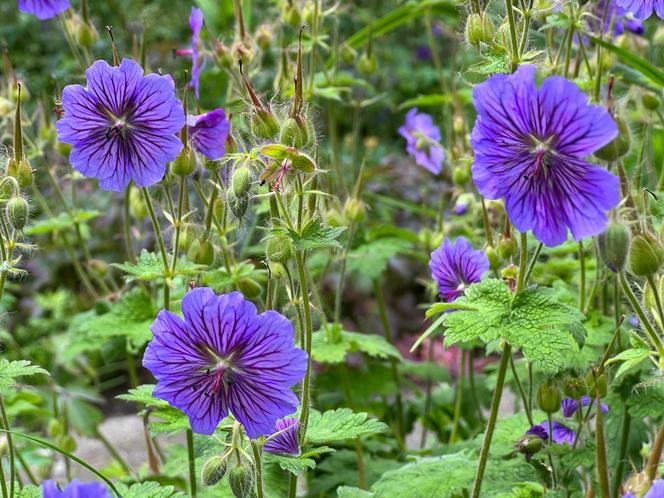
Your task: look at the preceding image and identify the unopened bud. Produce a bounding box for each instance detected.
[598,221,630,272]
[202,455,228,486]
[280,117,309,149]
[237,277,262,298]
[172,147,196,176]
[266,236,293,264]
[188,238,215,266]
[88,259,109,278]
[343,197,366,223]
[563,376,588,400]
[48,419,64,438]
[228,191,249,220]
[58,435,77,453]
[6,196,29,231]
[214,42,233,69]
[452,165,470,186]
[537,381,562,414]
[356,52,377,77]
[584,372,608,398]
[485,245,501,271]
[465,12,495,47]
[255,24,274,51]
[340,43,358,65]
[228,463,255,498]
[595,115,630,161]
[232,165,252,199]
[629,232,664,276]
[213,196,225,222]
[282,2,302,27]
[642,93,660,111]
[497,235,517,260]
[251,110,279,140]
[326,208,344,228]
[515,434,544,461]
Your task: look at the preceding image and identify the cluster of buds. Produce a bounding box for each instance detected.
[201,423,255,497]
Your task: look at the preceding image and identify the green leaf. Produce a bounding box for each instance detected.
[17,485,40,498]
[443,280,585,374]
[0,360,48,395]
[112,250,203,282]
[347,238,411,280]
[606,346,651,380]
[26,209,100,236]
[117,384,168,408]
[397,90,472,110]
[337,487,375,498]
[312,324,402,364]
[115,482,187,498]
[588,36,664,88]
[288,219,346,251]
[306,408,388,444]
[117,385,190,434]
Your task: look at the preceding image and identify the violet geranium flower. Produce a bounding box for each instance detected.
[617,0,664,19]
[143,288,308,438]
[189,7,206,98]
[471,64,619,247]
[41,480,111,498]
[594,0,645,36]
[527,420,576,445]
[187,109,230,160]
[264,418,301,456]
[56,58,185,191]
[562,396,609,417]
[429,237,490,302]
[398,108,445,174]
[17,0,70,20]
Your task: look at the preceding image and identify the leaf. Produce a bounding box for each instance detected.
[26,209,100,236]
[443,280,585,374]
[288,219,346,251]
[306,408,388,444]
[347,238,411,280]
[115,482,187,498]
[117,385,190,434]
[337,487,375,498]
[0,360,48,395]
[117,384,169,408]
[16,485,40,498]
[397,90,471,110]
[605,346,651,380]
[112,250,203,282]
[588,36,664,88]
[312,324,402,364]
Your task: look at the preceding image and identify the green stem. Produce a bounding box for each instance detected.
[647,274,664,329]
[516,232,528,291]
[250,441,265,498]
[170,176,187,275]
[595,386,610,498]
[141,187,170,310]
[619,271,664,355]
[509,356,533,426]
[594,0,612,101]
[505,0,520,72]
[354,439,367,489]
[419,339,435,449]
[333,222,356,323]
[287,473,297,498]
[471,343,512,498]
[546,412,558,488]
[0,398,14,498]
[449,350,467,444]
[0,444,7,498]
[296,250,313,444]
[96,429,133,477]
[612,406,631,498]
[579,241,586,311]
[186,429,197,498]
[646,419,664,483]
[16,451,37,486]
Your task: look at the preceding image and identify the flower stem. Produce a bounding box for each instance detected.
[619,271,664,355]
[0,398,15,498]
[141,187,170,310]
[646,419,664,483]
[123,188,136,263]
[579,241,586,311]
[449,350,466,444]
[471,342,512,498]
[595,385,610,498]
[505,0,520,72]
[186,429,197,498]
[612,405,631,497]
[334,222,356,324]
[509,356,533,426]
[170,176,187,275]
[251,441,265,498]
[296,250,313,444]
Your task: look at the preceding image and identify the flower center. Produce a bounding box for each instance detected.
[525,135,556,180]
[104,109,132,140]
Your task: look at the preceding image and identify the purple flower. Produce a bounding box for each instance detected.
[561,398,578,418]
[646,480,664,498]
[617,0,664,19]
[17,0,69,20]
[528,420,576,445]
[187,109,230,160]
[264,418,300,456]
[190,7,206,98]
[56,58,185,191]
[143,288,308,438]
[471,64,619,247]
[579,395,609,414]
[595,1,645,36]
[429,237,490,302]
[398,108,445,174]
[41,480,111,498]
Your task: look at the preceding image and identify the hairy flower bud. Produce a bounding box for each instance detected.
[452,165,470,185]
[58,435,77,453]
[497,235,517,260]
[563,376,588,400]
[598,221,630,272]
[515,434,544,461]
[172,147,197,176]
[343,197,366,223]
[228,463,255,498]
[232,165,252,199]
[595,115,630,161]
[280,117,309,149]
[255,24,274,51]
[188,238,215,266]
[629,232,664,276]
[48,419,64,438]
[6,196,29,231]
[537,381,562,414]
[250,110,279,140]
[237,277,262,298]
[485,245,501,271]
[88,259,109,278]
[584,372,608,398]
[465,12,495,47]
[6,157,33,188]
[282,2,302,27]
[356,52,377,77]
[266,236,293,264]
[202,455,228,486]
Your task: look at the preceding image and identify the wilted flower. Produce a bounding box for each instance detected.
[429,237,490,302]
[471,65,619,247]
[41,480,111,498]
[143,288,308,438]
[187,109,230,160]
[398,108,445,174]
[562,396,609,417]
[17,0,70,20]
[617,0,664,19]
[56,58,185,191]
[264,418,300,456]
[189,7,206,98]
[527,420,576,445]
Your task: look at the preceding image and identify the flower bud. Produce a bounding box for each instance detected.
[452,165,470,186]
[129,187,148,219]
[266,236,293,264]
[515,434,544,461]
[465,12,495,47]
[584,372,608,398]
[202,455,228,486]
[595,115,630,161]
[237,277,262,298]
[485,245,501,271]
[563,376,588,400]
[48,419,64,438]
[343,197,366,223]
[282,2,302,27]
[214,197,225,222]
[598,221,630,272]
[172,147,196,176]
[6,157,33,188]
[214,41,233,69]
[232,165,252,199]
[629,232,664,276]
[501,263,518,282]
[280,117,309,149]
[356,52,377,77]
[537,381,562,414]
[179,225,194,253]
[326,208,344,228]
[642,93,660,111]
[10,83,29,103]
[6,196,29,231]
[250,110,279,140]
[340,43,358,65]
[58,435,77,453]
[228,463,255,498]
[497,235,517,260]
[255,24,274,51]
[228,191,249,220]
[88,259,109,278]
[188,238,215,266]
